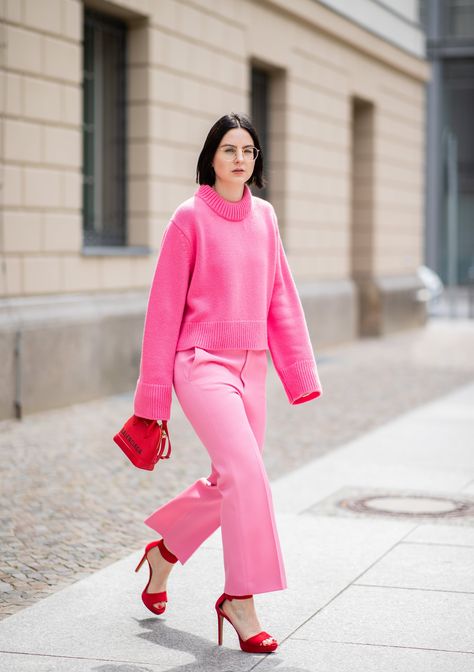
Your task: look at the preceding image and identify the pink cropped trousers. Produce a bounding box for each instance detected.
[143,346,287,596]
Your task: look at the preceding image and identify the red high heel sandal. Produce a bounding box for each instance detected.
[135,538,178,614]
[215,593,278,653]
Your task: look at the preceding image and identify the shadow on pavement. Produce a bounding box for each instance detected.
[91,616,307,672]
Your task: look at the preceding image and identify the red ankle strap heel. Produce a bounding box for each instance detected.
[215,592,278,653]
[135,539,178,615]
[156,539,178,564]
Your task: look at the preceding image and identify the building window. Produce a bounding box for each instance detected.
[251,66,270,200]
[82,9,127,247]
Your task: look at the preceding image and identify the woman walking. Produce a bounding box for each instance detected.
[133,113,322,653]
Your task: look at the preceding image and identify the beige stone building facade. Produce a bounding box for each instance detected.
[0,0,430,419]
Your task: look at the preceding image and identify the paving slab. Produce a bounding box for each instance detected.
[403,523,474,547]
[354,542,474,592]
[0,653,168,672]
[294,584,474,653]
[256,638,474,672]
[462,480,474,495]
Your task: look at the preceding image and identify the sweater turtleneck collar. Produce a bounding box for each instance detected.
[196,184,252,221]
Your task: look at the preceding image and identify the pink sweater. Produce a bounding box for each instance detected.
[134,183,323,420]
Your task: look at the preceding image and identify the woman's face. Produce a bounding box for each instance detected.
[211,127,256,186]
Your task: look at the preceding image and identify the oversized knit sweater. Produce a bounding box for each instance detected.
[133,183,323,420]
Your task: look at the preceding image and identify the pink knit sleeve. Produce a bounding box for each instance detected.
[267,223,323,405]
[133,221,192,420]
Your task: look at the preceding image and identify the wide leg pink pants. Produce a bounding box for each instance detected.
[143,346,287,596]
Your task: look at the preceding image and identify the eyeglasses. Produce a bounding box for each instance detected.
[218,145,260,161]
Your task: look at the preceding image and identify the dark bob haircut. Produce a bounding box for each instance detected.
[196,113,265,189]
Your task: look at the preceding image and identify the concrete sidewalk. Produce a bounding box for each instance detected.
[0,382,473,671]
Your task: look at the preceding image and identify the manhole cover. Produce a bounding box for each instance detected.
[338,494,472,518]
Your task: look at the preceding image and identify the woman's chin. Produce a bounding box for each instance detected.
[218,174,248,185]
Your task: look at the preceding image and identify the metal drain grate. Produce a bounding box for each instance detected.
[304,487,474,524]
[338,494,473,519]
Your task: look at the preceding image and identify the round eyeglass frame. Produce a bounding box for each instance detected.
[218,146,260,162]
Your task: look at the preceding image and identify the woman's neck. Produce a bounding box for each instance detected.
[212,180,245,203]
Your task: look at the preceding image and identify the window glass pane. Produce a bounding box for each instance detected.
[82,9,127,247]
[441,58,474,283]
[445,0,474,39]
[251,66,270,200]
[419,0,427,31]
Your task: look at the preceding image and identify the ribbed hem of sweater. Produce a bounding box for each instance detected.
[176,320,268,350]
[195,184,252,221]
[133,380,172,421]
[278,359,323,405]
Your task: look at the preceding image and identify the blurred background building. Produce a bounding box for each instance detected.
[0,0,432,418]
[420,0,474,288]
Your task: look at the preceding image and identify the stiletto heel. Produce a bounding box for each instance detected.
[217,611,223,646]
[214,592,278,653]
[135,538,178,615]
[135,552,147,573]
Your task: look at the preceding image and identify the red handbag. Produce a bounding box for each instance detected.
[113,415,171,471]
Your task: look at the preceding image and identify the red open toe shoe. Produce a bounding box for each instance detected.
[215,593,278,653]
[135,538,178,614]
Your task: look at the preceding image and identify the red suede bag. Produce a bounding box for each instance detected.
[113,415,171,471]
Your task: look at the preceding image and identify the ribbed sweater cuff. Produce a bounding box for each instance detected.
[133,380,172,421]
[279,359,323,405]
